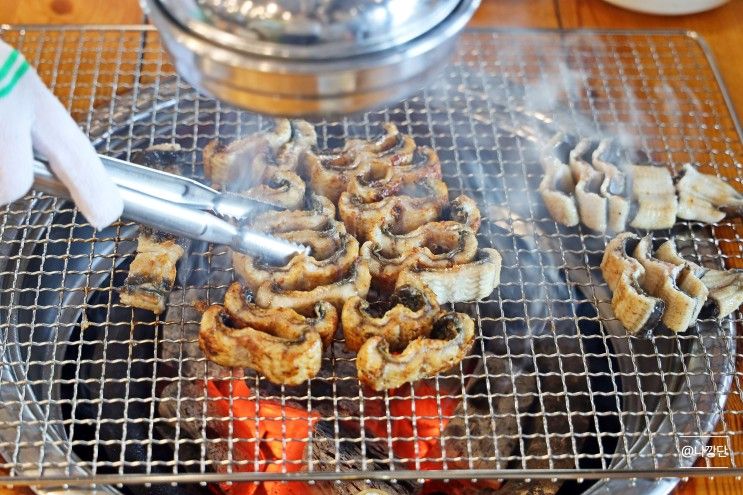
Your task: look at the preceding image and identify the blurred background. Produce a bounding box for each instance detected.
[0,0,740,114]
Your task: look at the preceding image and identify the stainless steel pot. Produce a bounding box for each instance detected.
[141,0,480,116]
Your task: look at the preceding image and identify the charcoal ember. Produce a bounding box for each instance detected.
[160,248,233,380]
[444,357,538,470]
[157,382,264,481]
[160,285,231,380]
[310,481,415,495]
[308,422,416,495]
[158,383,415,495]
[60,304,204,494]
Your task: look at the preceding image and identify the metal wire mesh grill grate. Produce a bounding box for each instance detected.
[0,27,741,490]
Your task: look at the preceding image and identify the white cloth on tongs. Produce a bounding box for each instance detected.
[0,39,123,229]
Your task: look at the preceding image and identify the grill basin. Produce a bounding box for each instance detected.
[0,27,741,494]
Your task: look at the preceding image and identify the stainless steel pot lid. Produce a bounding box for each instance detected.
[156,0,463,59]
[142,0,480,116]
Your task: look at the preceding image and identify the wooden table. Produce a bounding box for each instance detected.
[0,1,741,494]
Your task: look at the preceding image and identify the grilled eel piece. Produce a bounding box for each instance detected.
[199,300,336,385]
[345,147,442,202]
[676,163,743,224]
[255,258,372,314]
[656,238,741,319]
[203,119,314,207]
[338,177,449,242]
[203,118,292,190]
[361,228,479,292]
[360,221,502,304]
[604,233,741,333]
[539,132,580,227]
[632,236,706,332]
[274,119,318,173]
[342,283,443,352]
[304,123,417,202]
[223,282,336,347]
[446,194,482,232]
[233,223,359,292]
[569,138,608,232]
[356,312,475,391]
[568,138,632,233]
[248,192,335,233]
[600,232,664,334]
[629,165,678,230]
[241,165,306,210]
[120,228,185,314]
[395,248,502,304]
[592,139,631,232]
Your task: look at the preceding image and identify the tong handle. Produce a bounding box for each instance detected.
[31,160,303,264]
[100,154,280,218]
[99,154,219,210]
[33,159,233,240]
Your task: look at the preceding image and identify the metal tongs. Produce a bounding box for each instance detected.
[32,155,308,265]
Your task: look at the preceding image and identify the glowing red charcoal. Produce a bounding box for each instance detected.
[363,382,460,470]
[205,379,319,495]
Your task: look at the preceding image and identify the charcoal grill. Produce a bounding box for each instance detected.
[0,26,741,494]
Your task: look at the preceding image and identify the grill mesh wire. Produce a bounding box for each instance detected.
[0,27,741,486]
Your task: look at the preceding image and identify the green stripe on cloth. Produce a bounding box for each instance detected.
[0,50,19,82]
[0,60,29,98]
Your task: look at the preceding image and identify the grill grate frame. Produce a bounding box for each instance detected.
[0,26,741,489]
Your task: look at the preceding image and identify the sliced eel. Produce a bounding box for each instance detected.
[569,139,608,232]
[338,178,449,242]
[361,222,479,290]
[697,268,743,318]
[203,119,291,190]
[592,139,630,232]
[632,236,702,332]
[575,168,608,232]
[249,193,335,233]
[367,220,479,260]
[341,282,442,352]
[629,165,678,230]
[242,166,306,210]
[120,228,185,314]
[653,239,709,323]
[199,304,324,385]
[275,120,318,172]
[646,238,740,320]
[254,258,372,314]
[304,149,371,203]
[538,165,579,227]
[273,220,346,260]
[539,133,579,227]
[592,139,628,197]
[676,163,743,224]
[395,248,502,304]
[540,132,579,172]
[304,123,417,202]
[568,138,600,181]
[445,195,482,232]
[600,232,664,334]
[233,228,359,292]
[356,312,475,391]
[346,147,442,202]
[343,123,417,160]
[223,282,337,347]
